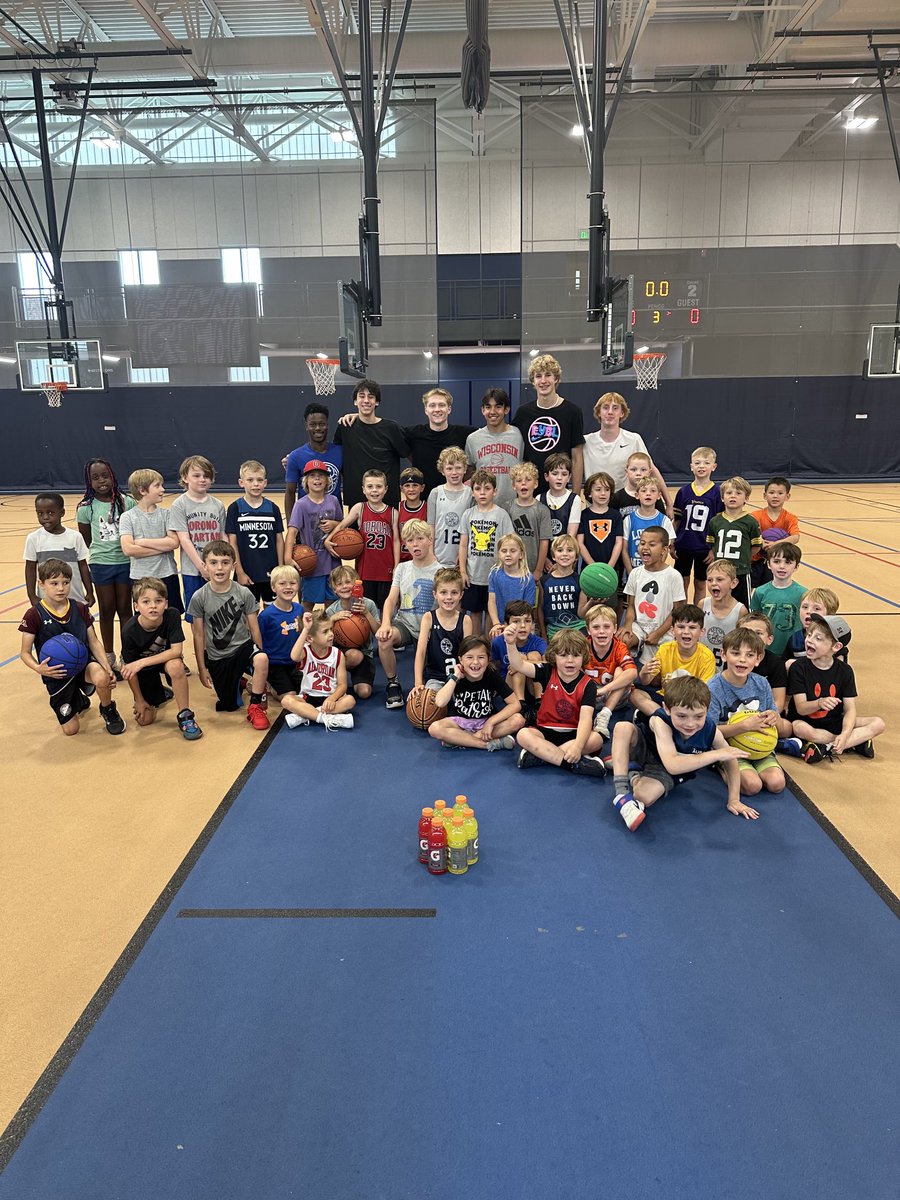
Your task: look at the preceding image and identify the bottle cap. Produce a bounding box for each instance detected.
[431,820,443,830]
[463,807,474,817]
[455,794,467,803]
[434,799,446,811]
[422,807,434,817]
[452,815,464,825]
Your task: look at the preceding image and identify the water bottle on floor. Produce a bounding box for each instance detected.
[463,806,478,866]
[428,820,447,875]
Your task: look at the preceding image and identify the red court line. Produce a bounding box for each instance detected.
[802,529,900,571]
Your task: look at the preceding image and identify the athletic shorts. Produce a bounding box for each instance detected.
[363,579,392,611]
[90,561,130,586]
[44,671,89,726]
[535,726,580,748]
[302,574,336,606]
[303,693,328,708]
[674,550,710,582]
[423,677,445,691]
[451,715,487,734]
[738,753,779,774]
[462,582,489,614]
[206,643,264,711]
[390,620,416,648]
[248,580,274,603]
[349,654,376,689]
[629,723,676,796]
[267,661,303,696]
[181,574,205,620]
[132,663,171,708]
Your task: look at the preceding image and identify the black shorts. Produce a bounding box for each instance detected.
[45,670,89,726]
[750,558,772,590]
[248,581,274,604]
[674,550,709,582]
[133,664,170,707]
[206,643,264,711]
[267,661,303,696]
[160,574,184,615]
[462,582,489,614]
[363,579,392,610]
[535,726,578,747]
[733,573,752,609]
[349,654,376,689]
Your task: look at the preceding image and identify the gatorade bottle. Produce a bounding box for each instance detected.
[418,807,434,864]
[428,820,447,875]
[351,579,365,610]
[452,794,468,819]
[462,806,478,866]
[434,799,448,827]
[447,816,468,875]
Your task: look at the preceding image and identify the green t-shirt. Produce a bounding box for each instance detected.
[706,512,761,576]
[750,580,806,655]
[75,495,136,565]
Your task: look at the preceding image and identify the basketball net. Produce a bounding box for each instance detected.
[633,353,666,390]
[306,358,339,396]
[40,380,68,408]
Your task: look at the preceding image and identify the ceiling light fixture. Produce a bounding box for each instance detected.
[845,116,877,131]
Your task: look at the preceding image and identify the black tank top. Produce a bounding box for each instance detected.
[540,491,576,539]
[425,612,466,682]
[34,600,91,656]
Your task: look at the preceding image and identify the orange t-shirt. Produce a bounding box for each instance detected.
[751,507,799,559]
[585,637,636,687]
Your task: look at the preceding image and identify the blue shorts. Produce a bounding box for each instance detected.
[90,561,130,586]
[181,574,205,622]
[302,574,336,605]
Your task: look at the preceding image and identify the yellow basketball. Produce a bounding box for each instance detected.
[726,711,778,760]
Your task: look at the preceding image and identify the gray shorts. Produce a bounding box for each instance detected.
[630,723,676,796]
[392,618,416,647]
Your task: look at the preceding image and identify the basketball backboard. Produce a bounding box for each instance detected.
[338,280,368,380]
[866,324,900,377]
[16,338,105,391]
[602,275,634,375]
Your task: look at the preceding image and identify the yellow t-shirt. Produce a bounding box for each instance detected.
[654,640,717,690]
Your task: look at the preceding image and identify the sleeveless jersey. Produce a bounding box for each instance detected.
[642,706,717,784]
[300,643,342,699]
[358,503,395,582]
[428,486,471,567]
[424,611,466,683]
[398,499,427,562]
[701,597,743,668]
[535,665,595,733]
[29,599,92,658]
[539,490,577,540]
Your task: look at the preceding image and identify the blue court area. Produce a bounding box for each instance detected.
[3,673,900,1200]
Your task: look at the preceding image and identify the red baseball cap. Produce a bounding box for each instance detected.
[303,459,330,475]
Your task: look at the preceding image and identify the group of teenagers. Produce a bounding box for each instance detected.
[19,353,886,832]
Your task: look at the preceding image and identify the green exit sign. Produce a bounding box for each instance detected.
[579,229,590,239]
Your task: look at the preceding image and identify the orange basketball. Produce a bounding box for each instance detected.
[291,544,318,578]
[332,611,371,650]
[405,686,447,731]
[330,528,365,560]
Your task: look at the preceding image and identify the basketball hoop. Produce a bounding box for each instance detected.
[633,352,666,390]
[306,358,339,396]
[40,380,68,408]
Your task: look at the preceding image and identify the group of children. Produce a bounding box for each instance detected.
[18,388,886,835]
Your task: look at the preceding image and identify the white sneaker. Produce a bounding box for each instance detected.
[317,712,354,730]
[593,709,611,738]
[284,713,310,729]
[616,794,645,831]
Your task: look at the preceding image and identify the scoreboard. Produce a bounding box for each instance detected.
[631,276,705,334]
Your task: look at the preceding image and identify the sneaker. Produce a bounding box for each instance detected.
[317,712,354,730]
[284,713,310,729]
[159,686,175,705]
[177,709,203,740]
[100,701,126,735]
[385,681,404,710]
[592,710,610,738]
[852,738,875,759]
[485,735,516,751]
[573,754,607,778]
[801,741,832,764]
[776,737,803,758]
[246,702,270,730]
[517,748,541,769]
[614,792,645,831]
[76,691,91,714]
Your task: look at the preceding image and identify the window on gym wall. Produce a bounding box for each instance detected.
[119,250,160,287]
[129,363,170,384]
[229,358,269,383]
[222,247,263,317]
[16,252,52,322]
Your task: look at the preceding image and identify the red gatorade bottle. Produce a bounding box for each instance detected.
[418,807,434,864]
[427,820,447,875]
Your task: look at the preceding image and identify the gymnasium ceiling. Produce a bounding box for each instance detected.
[0,0,896,163]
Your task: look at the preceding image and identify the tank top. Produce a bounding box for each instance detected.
[536,667,594,732]
[701,597,743,669]
[424,611,466,682]
[398,499,427,562]
[540,490,577,540]
[641,706,717,784]
[34,600,92,656]
[358,502,395,582]
[300,643,342,698]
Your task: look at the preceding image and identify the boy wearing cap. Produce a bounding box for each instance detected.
[788,613,885,762]
[398,467,427,562]
[284,460,343,612]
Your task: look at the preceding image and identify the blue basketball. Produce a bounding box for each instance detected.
[41,633,89,678]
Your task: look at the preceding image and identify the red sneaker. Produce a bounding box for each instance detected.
[246,702,270,730]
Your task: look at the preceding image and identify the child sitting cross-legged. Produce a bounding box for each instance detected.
[631,601,716,720]
[609,676,755,832]
[735,612,796,754]
[582,603,638,739]
[788,614,885,763]
[506,626,607,776]
[427,634,524,752]
[282,611,356,730]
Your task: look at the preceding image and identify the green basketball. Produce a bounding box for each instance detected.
[580,562,618,600]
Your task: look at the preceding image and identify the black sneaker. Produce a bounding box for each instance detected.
[801,741,824,763]
[159,686,175,705]
[517,748,540,769]
[177,709,203,740]
[385,680,404,709]
[852,739,875,759]
[100,701,126,735]
[573,754,607,778]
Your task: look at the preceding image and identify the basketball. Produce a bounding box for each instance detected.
[580,562,619,600]
[41,632,89,678]
[291,544,318,578]
[405,686,447,731]
[726,711,778,760]
[332,612,371,650]
[330,528,365,560]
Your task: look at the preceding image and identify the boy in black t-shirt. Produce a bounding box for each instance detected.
[428,634,523,751]
[788,614,884,762]
[121,577,202,739]
[512,354,585,492]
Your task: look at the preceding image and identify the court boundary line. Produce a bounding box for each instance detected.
[0,717,284,1173]
[785,773,900,922]
[177,907,436,918]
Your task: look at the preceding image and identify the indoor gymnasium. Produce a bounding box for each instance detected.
[1,0,899,1196]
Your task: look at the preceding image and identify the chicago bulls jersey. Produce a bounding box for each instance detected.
[578,506,624,564]
[300,643,343,699]
[532,662,597,732]
[358,502,396,582]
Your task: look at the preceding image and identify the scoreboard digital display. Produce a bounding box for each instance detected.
[631,276,705,333]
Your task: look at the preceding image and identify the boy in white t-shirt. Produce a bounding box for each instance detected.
[24,492,93,606]
[621,526,685,664]
[376,519,441,709]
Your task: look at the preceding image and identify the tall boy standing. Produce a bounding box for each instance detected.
[403,388,474,496]
[334,378,409,507]
[284,402,343,515]
[226,459,284,603]
[465,387,524,508]
[672,446,722,604]
[512,354,585,493]
[169,454,227,615]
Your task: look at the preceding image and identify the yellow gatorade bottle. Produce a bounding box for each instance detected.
[462,806,478,866]
[434,799,448,827]
[447,816,468,875]
[453,794,468,819]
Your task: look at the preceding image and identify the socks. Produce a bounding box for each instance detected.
[250,691,264,705]
[613,774,630,795]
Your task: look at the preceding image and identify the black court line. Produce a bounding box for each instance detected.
[0,718,284,1173]
[784,772,900,922]
[178,907,436,918]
